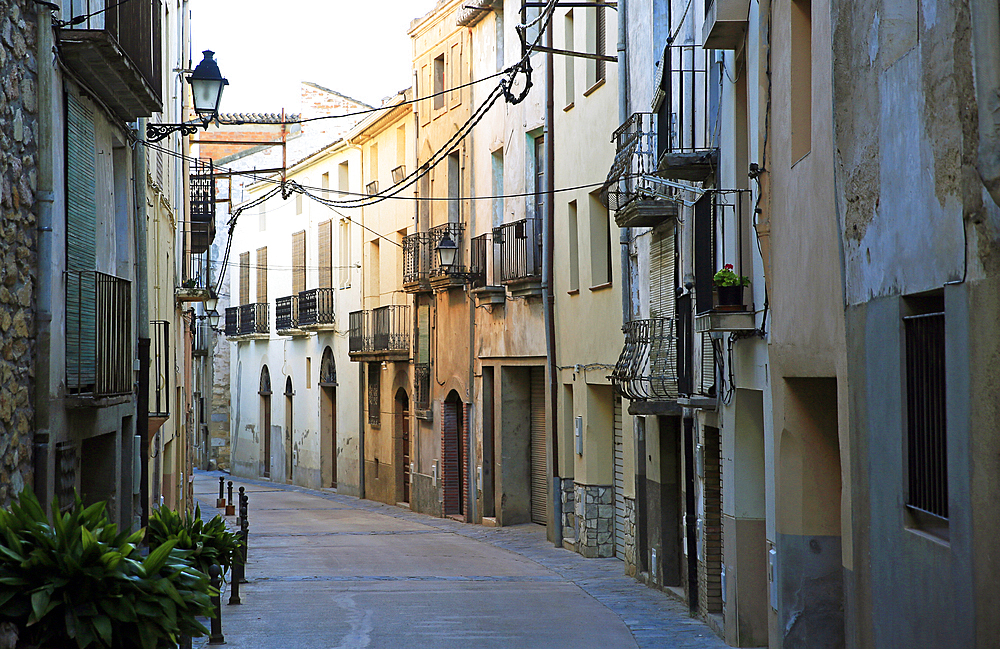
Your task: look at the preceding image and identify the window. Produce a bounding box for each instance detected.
[396,125,406,170]
[586,5,606,89]
[448,150,461,223]
[292,230,306,294]
[419,166,431,231]
[295,191,303,215]
[258,202,266,232]
[368,144,379,194]
[321,172,329,192]
[306,357,312,389]
[450,41,463,107]
[318,219,333,289]
[338,161,349,198]
[491,149,504,228]
[790,0,812,161]
[568,200,579,291]
[256,247,268,303]
[368,239,380,299]
[368,362,380,427]
[904,297,947,525]
[495,10,505,72]
[533,134,545,219]
[433,54,445,110]
[564,11,575,106]
[421,64,432,125]
[589,190,611,287]
[339,219,351,288]
[239,252,250,305]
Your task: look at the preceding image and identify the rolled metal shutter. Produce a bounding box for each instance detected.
[530,367,547,525]
[614,396,625,559]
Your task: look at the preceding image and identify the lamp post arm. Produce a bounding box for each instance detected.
[145,119,208,143]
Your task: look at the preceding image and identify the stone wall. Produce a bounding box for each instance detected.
[0,0,38,507]
[560,477,575,546]
[622,496,636,575]
[574,483,614,558]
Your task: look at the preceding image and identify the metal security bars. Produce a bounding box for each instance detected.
[348,306,411,355]
[493,218,542,283]
[904,312,948,520]
[275,295,299,332]
[66,271,132,397]
[298,288,336,327]
[660,44,719,158]
[149,320,169,417]
[403,232,433,290]
[604,113,658,213]
[611,318,679,401]
[189,159,216,255]
[239,303,269,335]
[414,363,431,410]
[469,232,494,288]
[349,310,367,353]
[367,362,381,427]
[224,307,239,337]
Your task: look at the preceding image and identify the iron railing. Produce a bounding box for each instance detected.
[414,363,431,410]
[904,311,947,519]
[298,288,336,326]
[493,218,542,283]
[660,44,718,157]
[611,318,678,401]
[275,295,299,331]
[66,271,132,397]
[224,307,239,337]
[238,303,269,335]
[349,306,410,354]
[604,113,659,213]
[429,222,467,278]
[469,232,493,288]
[403,232,432,286]
[180,247,211,293]
[149,320,169,417]
[189,159,216,255]
[192,315,211,356]
[58,0,163,103]
[367,362,381,426]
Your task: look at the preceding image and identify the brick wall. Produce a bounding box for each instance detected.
[0,0,39,506]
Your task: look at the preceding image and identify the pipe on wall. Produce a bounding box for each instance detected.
[618,0,630,325]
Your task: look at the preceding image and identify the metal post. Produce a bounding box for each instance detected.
[208,565,225,644]
[217,476,226,508]
[228,544,243,605]
[226,481,235,516]
[239,490,249,583]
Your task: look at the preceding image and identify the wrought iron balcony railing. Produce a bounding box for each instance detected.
[238,303,269,335]
[493,218,542,283]
[403,232,433,290]
[611,318,679,401]
[655,44,719,181]
[275,295,299,332]
[192,315,211,356]
[150,320,169,417]
[414,363,431,411]
[224,306,239,337]
[469,232,492,288]
[66,271,132,398]
[604,113,659,213]
[298,288,336,327]
[348,306,410,356]
[189,159,216,255]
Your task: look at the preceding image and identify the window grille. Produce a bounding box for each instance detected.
[904,311,947,520]
[368,362,381,427]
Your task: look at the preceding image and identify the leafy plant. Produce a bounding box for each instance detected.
[0,489,215,649]
[713,263,750,287]
[147,504,242,578]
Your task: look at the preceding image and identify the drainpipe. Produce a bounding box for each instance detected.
[618,0,630,325]
[465,42,478,525]
[542,14,561,548]
[33,8,55,509]
[134,120,150,529]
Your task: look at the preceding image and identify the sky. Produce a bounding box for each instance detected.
[190,0,439,113]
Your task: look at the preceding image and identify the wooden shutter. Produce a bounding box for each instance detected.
[256,247,267,304]
[66,93,97,388]
[318,220,332,289]
[530,367,547,525]
[339,219,351,288]
[292,230,306,294]
[442,400,461,515]
[596,6,606,81]
[239,252,250,305]
[614,396,625,559]
[650,223,677,398]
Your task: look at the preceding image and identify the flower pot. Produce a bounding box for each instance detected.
[716,285,744,307]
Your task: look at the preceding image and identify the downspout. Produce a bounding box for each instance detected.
[134,123,150,529]
[618,0,630,325]
[542,14,561,548]
[33,7,55,508]
[465,30,478,525]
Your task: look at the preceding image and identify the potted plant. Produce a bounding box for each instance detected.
[148,504,243,579]
[713,264,750,307]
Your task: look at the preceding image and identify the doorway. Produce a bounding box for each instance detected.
[395,388,410,504]
[319,347,338,487]
[482,366,495,519]
[284,376,294,484]
[442,390,465,517]
[259,366,272,479]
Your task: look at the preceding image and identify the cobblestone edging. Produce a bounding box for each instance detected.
[0,0,39,507]
[574,483,614,558]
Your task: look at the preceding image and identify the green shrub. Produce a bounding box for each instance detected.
[147,504,242,578]
[0,489,215,648]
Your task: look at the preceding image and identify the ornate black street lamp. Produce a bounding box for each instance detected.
[435,231,458,269]
[146,50,229,142]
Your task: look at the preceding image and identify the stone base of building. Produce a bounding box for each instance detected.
[574,483,614,558]
[560,478,576,545]
[622,496,637,575]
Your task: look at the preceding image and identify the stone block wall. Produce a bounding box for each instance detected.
[560,478,575,545]
[574,483,614,558]
[0,0,38,507]
[623,496,637,575]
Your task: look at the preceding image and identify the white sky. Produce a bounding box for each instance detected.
[190,0,439,113]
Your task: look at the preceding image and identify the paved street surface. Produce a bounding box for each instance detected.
[192,470,727,649]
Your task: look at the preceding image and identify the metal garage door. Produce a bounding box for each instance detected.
[614,396,625,559]
[530,367,547,525]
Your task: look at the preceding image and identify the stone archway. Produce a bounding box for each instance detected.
[319,347,338,487]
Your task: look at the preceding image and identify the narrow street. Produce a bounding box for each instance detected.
[192,471,727,649]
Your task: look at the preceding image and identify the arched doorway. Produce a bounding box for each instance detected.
[319,347,338,488]
[442,390,466,517]
[259,366,272,479]
[284,376,294,484]
[395,388,410,504]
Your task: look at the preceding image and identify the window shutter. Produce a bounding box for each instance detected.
[256,247,268,304]
[66,93,97,389]
[650,223,677,398]
[292,231,306,294]
[596,6,606,81]
[239,252,250,305]
[318,219,333,289]
[694,194,715,314]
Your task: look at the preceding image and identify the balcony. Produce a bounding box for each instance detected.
[189,160,216,254]
[692,190,756,333]
[703,0,750,50]
[175,247,212,302]
[604,113,680,229]
[655,45,719,181]
[192,316,211,356]
[469,232,505,305]
[65,271,132,401]
[223,304,269,341]
[149,320,169,424]
[493,218,543,298]
[275,295,308,337]
[403,232,433,293]
[298,288,336,330]
[612,318,682,415]
[348,305,410,362]
[429,223,468,292]
[57,0,162,122]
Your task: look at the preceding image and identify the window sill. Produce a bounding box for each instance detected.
[563,102,574,112]
[904,505,950,546]
[589,281,612,292]
[583,78,606,98]
[566,288,580,295]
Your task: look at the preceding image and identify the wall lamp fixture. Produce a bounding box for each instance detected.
[146,50,229,143]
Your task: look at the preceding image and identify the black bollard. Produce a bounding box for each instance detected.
[238,526,249,584]
[228,547,242,605]
[208,565,225,644]
[225,481,235,516]
[238,487,246,522]
[239,496,249,584]
[216,477,226,508]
